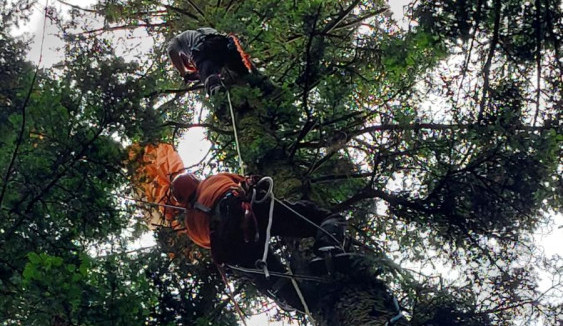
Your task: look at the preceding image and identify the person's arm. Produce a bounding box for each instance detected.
[169,49,187,77]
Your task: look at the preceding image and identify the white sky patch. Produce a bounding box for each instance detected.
[178,126,212,167]
[11,0,154,67]
[387,0,412,29]
[11,0,97,66]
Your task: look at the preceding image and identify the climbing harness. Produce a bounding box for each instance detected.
[239,176,345,321]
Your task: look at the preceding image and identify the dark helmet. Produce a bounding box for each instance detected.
[171,173,200,205]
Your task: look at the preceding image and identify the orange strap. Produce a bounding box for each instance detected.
[228,33,253,72]
[241,201,259,243]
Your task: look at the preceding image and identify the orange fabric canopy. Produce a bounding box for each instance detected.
[129,145,246,250]
[129,143,185,229]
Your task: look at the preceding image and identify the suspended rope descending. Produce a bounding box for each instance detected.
[385,297,406,326]
[251,177,275,278]
[226,264,329,283]
[286,265,313,318]
[217,264,248,326]
[245,176,348,322]
[223,83,245,175]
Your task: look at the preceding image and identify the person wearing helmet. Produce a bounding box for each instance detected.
[170,172,344,261]
[167,28,250,96]
[170,172,345,312]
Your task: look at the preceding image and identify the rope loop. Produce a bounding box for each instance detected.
[250,176,274,204]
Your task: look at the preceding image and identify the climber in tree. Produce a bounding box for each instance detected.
[170,172,345,311]
[167,27,252,96]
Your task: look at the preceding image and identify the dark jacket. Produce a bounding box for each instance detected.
[167,28,220,67]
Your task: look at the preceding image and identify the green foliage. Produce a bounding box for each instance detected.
[1,0,561,325]
[0,16,237,325]
[93,0,561,323]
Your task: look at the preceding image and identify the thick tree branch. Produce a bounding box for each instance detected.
[144,85,202,98]
[296,123,552,149]
[161,121,231,135]
[310,172,373,183]
[81,22,168,35]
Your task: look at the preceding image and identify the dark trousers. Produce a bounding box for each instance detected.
[210,193,341,311]
[210,194,333,266]
[193,35,249,94]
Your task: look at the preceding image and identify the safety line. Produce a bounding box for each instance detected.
[248,176,343,322]
[274,198,345,251]
[224,85,245,175]
[217,264,248,326]
[226,264,329,283]
[251,177,275,278]
[119,195,187,212]
[286,265,313,319]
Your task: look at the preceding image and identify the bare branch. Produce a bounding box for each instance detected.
[144,85,203,98]
[161,121,231,135]
[321,0,362,35]
[81,22,168,35]
[477,0,502,122]
[57,0,99,13]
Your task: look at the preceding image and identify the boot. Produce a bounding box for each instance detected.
[313,216,345,256]
[204,74,224,96]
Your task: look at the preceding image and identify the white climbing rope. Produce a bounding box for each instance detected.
[224,84,245,175]
[251,177,275,278]
[286,265,313,319]
[250,177,315,321]
[246,176,351,323]
[225,264,329,283]
[217,264,248,326]
[385,296,405,325]
[274,198,345,251]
